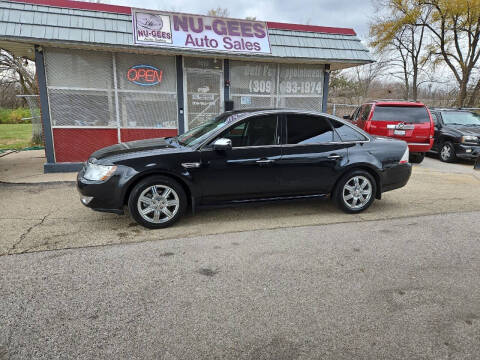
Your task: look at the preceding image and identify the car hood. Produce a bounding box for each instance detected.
[446,125,480,136]
[90,138,177,161]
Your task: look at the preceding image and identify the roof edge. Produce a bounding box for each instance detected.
[6,0,357,36]
[7,0,132,15]
[266,22,356,36]
[0,36,374,67]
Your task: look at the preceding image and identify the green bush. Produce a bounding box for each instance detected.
[0,107,32,124]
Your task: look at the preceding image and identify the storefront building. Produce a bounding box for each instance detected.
[0,0,373,172]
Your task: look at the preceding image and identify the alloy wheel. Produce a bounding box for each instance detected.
[342,176,372,210]
[137,185,180,224]
[440,144,452,161]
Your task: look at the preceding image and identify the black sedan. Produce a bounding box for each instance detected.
[77,109,412,228]
[429,109,480,162]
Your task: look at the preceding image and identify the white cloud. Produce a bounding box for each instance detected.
[108,0,374,37]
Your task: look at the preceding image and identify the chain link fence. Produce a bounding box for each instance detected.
[17,94,43,145]
[326,103,358,118]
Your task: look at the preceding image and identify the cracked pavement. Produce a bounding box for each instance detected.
[1,211,480,359]
[1,155,480,359]
[1,158,480,256]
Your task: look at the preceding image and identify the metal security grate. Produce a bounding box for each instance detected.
[115,53,178,128]
[45,48,178,129]
[277,96,323,112]
[119,92,177,128]
[230,61,324,112]
[230,61,277,110]
[45,48,113,89]
[48,89,116,127]
[44,48,179,162]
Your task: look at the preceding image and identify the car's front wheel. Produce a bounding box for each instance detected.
[440,142,456,163]
[128,175,187,229]
[333,170,377,214]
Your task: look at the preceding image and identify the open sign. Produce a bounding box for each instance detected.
[127,65,163,86]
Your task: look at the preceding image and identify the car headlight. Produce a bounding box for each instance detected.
[461,135,478,144]
[83,163,117,181]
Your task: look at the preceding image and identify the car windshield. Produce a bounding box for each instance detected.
[441,111,480,126]
[176,114,234,147]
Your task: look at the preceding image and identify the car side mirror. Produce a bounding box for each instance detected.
[343,115,351,120]
[212,138,232,151]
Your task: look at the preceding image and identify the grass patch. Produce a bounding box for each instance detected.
[0,107,32,124]
[0,124,37,150]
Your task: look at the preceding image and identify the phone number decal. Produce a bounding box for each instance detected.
[280,81,322,94]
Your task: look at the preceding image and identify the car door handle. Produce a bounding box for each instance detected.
[256,159,275,165]
[328,154,343,160]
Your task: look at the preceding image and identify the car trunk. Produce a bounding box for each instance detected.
[369,105,431,144]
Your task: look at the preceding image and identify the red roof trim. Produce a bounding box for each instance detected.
[267,22,356,36]
[9,0,132,15]
[8,0,357,36]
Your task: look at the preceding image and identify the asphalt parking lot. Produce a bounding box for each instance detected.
[1,211,480,359]
[0,155,479,256]
[1,153,480,359]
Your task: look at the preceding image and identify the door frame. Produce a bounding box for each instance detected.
[183,57,224,132]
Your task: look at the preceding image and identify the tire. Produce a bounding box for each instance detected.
[128,175,187,229]
[439,142,456,163]
[333,170,377,214]
[409,152,425,164]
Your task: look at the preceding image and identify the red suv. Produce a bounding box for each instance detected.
[346,101,434,163]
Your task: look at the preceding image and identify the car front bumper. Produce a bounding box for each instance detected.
[454,143,480,159]
[77,165,131,215]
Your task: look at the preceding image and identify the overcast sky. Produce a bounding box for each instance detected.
[108,0,374,38]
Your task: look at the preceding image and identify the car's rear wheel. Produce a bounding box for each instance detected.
[409,152,425,164]
[128,175,187,229]
[333,170,377,214]
[440,142,456,163]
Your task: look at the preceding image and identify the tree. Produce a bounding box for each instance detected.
[418,0,480,107]
[0,49,37,95]
[352,53,390,103]
[206,7,230,17]
[469,77,480,106]
[370,0,430,101]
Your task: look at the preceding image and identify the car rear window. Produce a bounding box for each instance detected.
[371,106,430,123]
[331,119,368,142]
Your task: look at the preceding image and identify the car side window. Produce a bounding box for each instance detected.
[220,115,278,147]
[352,107,361,120]
[361,105,372,121]
[432,113,440,125]
[286,114,334,144]
[331,119,369,142]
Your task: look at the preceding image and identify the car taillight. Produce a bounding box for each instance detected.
[400,147,409,164]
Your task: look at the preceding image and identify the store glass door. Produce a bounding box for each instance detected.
[184,57,223,131]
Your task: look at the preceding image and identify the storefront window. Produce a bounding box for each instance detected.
[116,53,177,128]
[230,61,277,109]
[45,49,178,129]
[48,90,114,127]
[45,48,115,127]
[230,61,324,112]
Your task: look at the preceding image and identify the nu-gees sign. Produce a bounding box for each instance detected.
[133,10,271,54]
